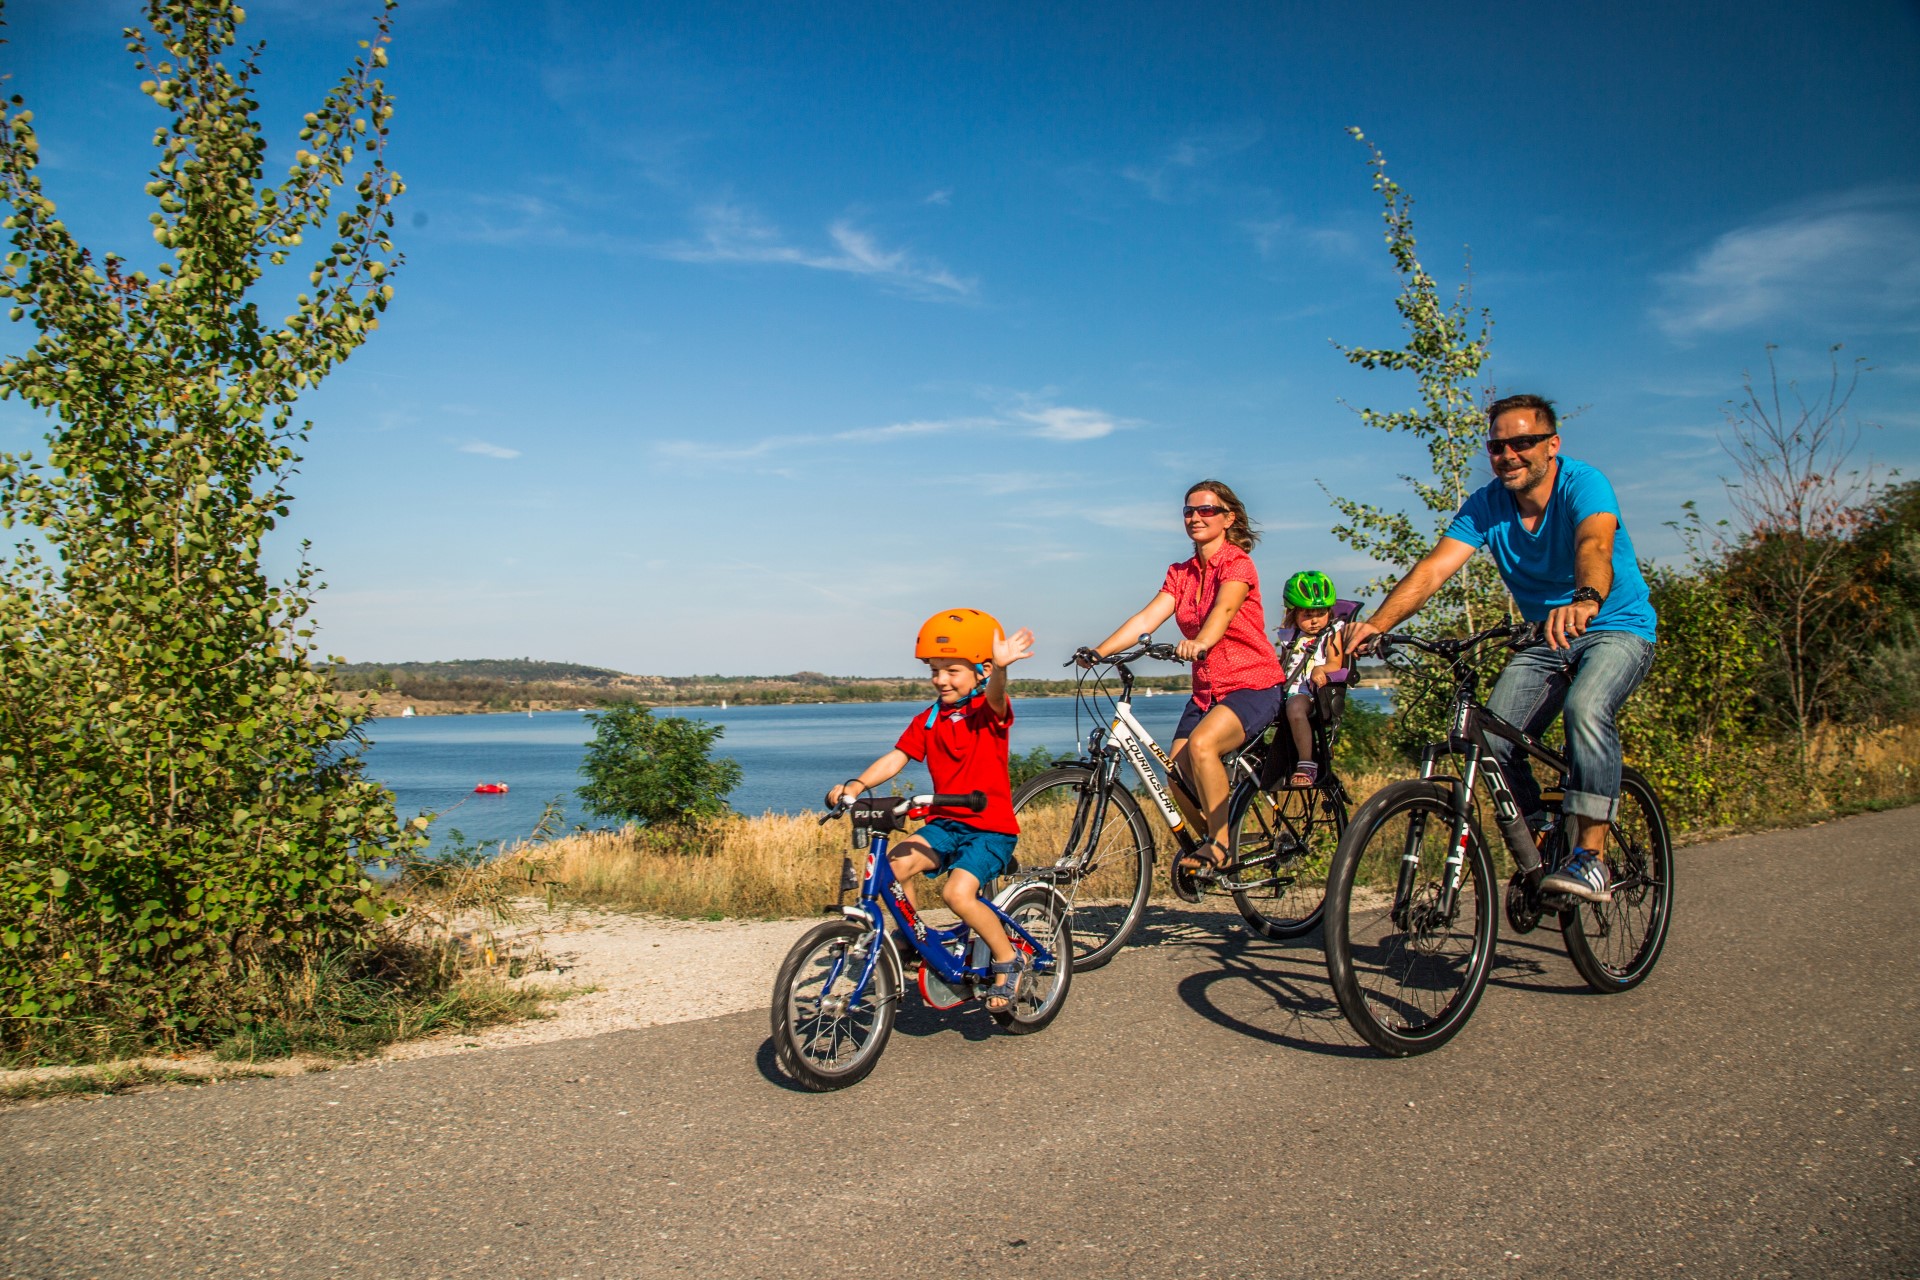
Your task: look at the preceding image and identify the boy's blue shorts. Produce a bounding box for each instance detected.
[914,819,1018,887]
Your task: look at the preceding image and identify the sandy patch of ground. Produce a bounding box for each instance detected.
[382,903,819,1062]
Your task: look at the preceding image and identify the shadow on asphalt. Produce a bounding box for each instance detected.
[1140,901,1602,1056]
[1148,906,1377,1059]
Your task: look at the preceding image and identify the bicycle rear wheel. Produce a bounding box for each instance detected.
[770,919,899,1091]
[1560,765,1673,993]
[1227,776,1344,939]
[1324,780,1497,1057]
[1011,766,1153,971]
[990,884,1074,1033]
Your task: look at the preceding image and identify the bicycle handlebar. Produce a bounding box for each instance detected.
[818,789,987,822]
[1368,620,1546,662]
[1064,636,1186,668]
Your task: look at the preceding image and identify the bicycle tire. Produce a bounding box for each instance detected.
[1560,765,1674,993]
[990,883,1075,1033]
[1010,765,1153,971]
[1227,775,1345,940]
[770,918,900,1091]
[1324,779,1498,1057]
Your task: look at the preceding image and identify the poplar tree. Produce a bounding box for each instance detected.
[0,0,415,1052]
[1326,129,1514,748]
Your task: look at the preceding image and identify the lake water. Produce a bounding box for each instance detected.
[359,688,1389,849]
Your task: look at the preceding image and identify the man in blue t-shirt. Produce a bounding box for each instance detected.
[1345,394,1656,903]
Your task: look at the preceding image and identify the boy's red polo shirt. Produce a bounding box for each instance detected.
[894,697,1019,834]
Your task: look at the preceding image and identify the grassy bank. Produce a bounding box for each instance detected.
[520,722,1920,921]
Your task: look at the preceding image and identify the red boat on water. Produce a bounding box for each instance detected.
[473,782,509,794]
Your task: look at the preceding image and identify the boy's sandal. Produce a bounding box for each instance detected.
[983,955,1028,1013]
[1288,761,1320,789]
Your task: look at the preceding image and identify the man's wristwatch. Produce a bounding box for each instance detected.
[1569,586,1604,608]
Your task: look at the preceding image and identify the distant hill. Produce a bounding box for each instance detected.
[324,658,1190,714]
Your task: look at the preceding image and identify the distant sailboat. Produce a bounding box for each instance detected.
[400,705,416,717]
[720,699,727,709]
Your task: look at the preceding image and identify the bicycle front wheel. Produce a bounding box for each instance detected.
[1560,765,1674,993]
[1324,780,1497,1057]
[770,919,899,1091]
[1227,776,1344,940]
[1011,765,1153,971]
[990,884,1074,1033]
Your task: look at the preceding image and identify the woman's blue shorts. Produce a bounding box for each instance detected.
[1173,685,1285,741]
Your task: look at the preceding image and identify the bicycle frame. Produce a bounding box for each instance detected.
[830,828,1060,1007]
[1400,644,1572,922]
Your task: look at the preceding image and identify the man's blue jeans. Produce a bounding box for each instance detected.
[1485,629,1655,824]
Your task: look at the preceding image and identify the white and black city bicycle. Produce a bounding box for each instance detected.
[1008,637,1354,969]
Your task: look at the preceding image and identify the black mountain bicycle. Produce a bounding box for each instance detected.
[1323,622,1674,1056]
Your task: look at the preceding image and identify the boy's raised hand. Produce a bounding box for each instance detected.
[992,627,1035,669]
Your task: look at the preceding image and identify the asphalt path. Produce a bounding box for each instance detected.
[5,808,1919,1279]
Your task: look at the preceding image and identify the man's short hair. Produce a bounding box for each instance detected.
[1486,393,1558,433]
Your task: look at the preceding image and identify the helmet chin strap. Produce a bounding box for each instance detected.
[925,662,988,729]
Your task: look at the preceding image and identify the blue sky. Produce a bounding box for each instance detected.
[6,0,1919,675]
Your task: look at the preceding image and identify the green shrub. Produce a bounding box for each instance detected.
[576,705,743,829]
[1008,744,1061,790]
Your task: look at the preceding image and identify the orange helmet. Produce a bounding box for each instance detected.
[914,608,1001,665]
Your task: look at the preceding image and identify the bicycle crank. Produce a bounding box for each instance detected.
[1504,872,1543,934]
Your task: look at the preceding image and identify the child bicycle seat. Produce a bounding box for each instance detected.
[1273,599,1364,726]
[1259,599,1364,790]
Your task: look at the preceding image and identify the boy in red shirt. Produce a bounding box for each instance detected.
[828,609,1034,1013]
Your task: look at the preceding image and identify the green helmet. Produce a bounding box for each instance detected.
[1283,570,1337,610]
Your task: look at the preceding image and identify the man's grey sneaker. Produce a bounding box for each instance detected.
[1539,850,1612,902]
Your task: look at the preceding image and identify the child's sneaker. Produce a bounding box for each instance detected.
[1539,850,1611,902]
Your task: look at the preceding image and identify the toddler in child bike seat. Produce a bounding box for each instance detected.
[827,609,1036,1014]
[1278,571,1347,790]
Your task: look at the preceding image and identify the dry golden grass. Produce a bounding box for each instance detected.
[518,813,852,919]
[529,776,1406,921]
[518,729,1920,922]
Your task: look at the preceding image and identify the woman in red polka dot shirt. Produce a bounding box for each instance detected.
[1078,479,1286,877]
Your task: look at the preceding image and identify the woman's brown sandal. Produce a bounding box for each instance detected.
[1177,839,1238,878]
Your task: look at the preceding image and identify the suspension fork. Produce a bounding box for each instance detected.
[1397,744,1476,924]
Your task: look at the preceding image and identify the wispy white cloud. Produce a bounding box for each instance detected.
[1653,186,1920,339]
[657,202,975,298]
[654,401,1128,463]
[1241,216,1367,263]
[460,441,521,459]
[924,188,953,206]
[1120,122,1264,203]
[1014,404,1126,441]
[831,416,998,443]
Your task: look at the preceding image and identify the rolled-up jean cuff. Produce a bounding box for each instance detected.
[1564,789,1618,822]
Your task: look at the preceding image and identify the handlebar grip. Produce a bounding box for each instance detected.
[929,791,987,812]
[1510,621,1549,648]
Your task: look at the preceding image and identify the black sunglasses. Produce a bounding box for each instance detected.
[1183,504,1228,518]
[1486,432,1555,456]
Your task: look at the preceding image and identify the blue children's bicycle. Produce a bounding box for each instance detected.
[769,790,1074,1091]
